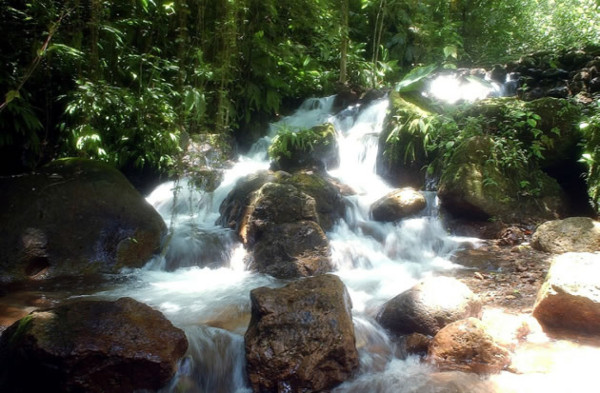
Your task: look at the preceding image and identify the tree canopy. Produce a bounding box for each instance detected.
[1,0,599,175]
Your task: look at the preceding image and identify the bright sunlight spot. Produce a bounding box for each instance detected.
[427,74,500,104]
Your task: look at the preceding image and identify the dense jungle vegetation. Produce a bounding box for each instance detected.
[1,0,600,191]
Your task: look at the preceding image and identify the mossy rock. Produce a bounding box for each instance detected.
[377,91,434,188]
[459,97,582,169]
[438,136,567,221]
[270,123,339,172]
[0,158,167,283]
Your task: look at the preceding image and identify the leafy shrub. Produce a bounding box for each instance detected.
[61,79,181,171]
[268,123,336,165]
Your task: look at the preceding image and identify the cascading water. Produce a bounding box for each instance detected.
[94,95,476,393]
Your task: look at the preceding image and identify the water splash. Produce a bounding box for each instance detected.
[99,94,474,392]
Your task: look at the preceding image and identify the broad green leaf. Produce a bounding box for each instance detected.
[443,45,457,60]
[395,64,437,93]
[5,90,20,104]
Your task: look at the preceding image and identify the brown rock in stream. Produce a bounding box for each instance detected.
[377,276,483,337]
[245,274,359,392]
[532,217,600,253]
[428,317,511,374]
[533,252,600,334]
[242,181,334,279]
[370,187,426,222]
[0,297,188,393]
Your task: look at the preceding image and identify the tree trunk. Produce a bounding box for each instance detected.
[339,0,349,84]
[89,0,101,80]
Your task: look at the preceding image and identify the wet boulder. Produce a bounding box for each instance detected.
[532,217,600,253]
[252,221,332,279]
[242,182,319,244]
[0,158,166,283]
[0,297,188,393]
[533,252,600,334]
[377,276,482,337]
[428,318,511,374]
[245,274,359,392]
[217,170,277,233]
[245,182,333,279]
[370,187,426,222]
[402,333,432,357]
[438,135,566,221]
[218,173,337,279]
[279,171,345,231]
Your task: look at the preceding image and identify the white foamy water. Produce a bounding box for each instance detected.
[93,95,486,392]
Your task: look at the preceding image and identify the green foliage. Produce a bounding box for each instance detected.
[395,64,437,93]
[580,102,600,211]
[8,314,33,347]
[384,94,441,165]
[62,79,181,170]
[1,0,599,176]
[427,99,578,196]
[268,124,336,161]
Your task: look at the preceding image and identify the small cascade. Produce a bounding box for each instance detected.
[94,94,475,393]
[165,326,250,393]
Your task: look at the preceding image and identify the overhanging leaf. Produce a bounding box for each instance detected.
[395,64,437,93]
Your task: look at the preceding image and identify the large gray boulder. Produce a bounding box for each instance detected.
[377,276,482,337]
[533,252,600,334]
[0,158,166,283]
[532,217,600,253]
[245,274,359,392]
[0,297,188,393]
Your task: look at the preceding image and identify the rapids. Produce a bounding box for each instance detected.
[84,95,597,392]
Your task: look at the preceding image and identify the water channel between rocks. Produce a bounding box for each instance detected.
[79,95,598,392]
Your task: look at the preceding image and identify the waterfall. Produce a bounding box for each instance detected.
[96,94,474,393]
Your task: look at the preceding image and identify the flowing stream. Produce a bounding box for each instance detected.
[90,95,546,392]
